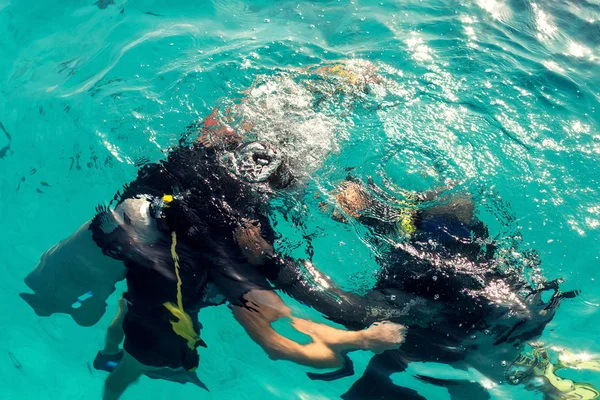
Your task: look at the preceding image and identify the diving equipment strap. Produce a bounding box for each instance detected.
[163,231,207,359]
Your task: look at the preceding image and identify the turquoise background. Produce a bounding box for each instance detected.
[1,0,599,398]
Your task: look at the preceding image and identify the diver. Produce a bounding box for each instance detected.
[20,60,398,399]
[20,123,406,400]
[289,178,597,400]
[194,61,598,398]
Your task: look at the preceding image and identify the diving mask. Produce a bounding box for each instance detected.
[220,141,292,188]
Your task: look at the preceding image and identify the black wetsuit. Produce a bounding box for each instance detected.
[284,197,568,399]
[90,142,281,370]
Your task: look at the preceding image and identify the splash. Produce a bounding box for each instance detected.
[405,34,434,63]
[229,72,347,180]
[532,3,558,41]
[476,0,511,21]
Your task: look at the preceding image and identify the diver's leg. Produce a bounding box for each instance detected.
[102,297,127,355]
[342,350,426,400]
[103,351,148,400]
[415,375,491,400]
[447,380,490,400]
[94,297,128,372]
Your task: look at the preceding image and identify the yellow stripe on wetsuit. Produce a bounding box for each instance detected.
[163,231,202,352]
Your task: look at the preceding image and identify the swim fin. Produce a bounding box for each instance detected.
[93,350,209,391]
[145,368,210,391]
[307,353,355,381]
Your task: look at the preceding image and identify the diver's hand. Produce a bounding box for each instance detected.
[234,221,274,265]
[363,321,406,354]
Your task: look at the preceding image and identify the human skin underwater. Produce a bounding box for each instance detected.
[19,62,600,399]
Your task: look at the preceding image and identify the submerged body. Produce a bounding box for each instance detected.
[298,180,588,399]
[20,128,404,399]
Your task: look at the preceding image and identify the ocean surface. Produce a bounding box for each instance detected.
[1,0,599,399]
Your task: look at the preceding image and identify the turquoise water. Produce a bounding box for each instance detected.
[1,0,599,398]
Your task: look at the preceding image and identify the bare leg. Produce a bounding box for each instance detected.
[102,297,127,355]
[103,351,149,400]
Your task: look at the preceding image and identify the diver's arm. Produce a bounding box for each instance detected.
[234,223,402,328]
[232,289,404,369]
[269,256,377,327]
